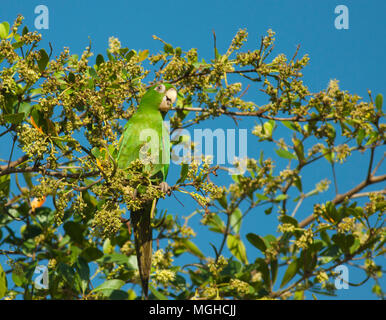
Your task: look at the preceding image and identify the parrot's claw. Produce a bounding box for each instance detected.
[159,182,172,196]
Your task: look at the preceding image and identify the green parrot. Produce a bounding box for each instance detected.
[116,83,177,298]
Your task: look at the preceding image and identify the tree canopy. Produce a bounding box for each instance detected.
[0,16,384,300]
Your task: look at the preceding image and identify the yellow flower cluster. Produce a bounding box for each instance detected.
[229,278,250,296]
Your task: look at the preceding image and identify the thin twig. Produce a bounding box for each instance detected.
[291,196,304,217]
[0,154,29,171]
[367,147,375,182]
[350,190,386,199]
[299,174,386,228]
[331,162,339,195]
[371,152,385,176]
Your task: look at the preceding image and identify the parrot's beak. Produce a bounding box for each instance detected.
[159,88,177,112]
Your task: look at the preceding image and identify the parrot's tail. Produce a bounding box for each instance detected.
[131,200,155,299]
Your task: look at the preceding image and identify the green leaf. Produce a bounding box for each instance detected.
[325,201,339,223]
[214,47,220,60]
[293,137,305,163]
[279,215,298,227]
[230,208,242,233]
[231,174,240,183]
[175,47,182,56]
[227,234,248,264]
[356,129,366,146]
[68,72,75,83]
[12,267,26,287]
[81,247,104,262]
[246,233,267,252]
[98,253,137,269]
[275,148,297,160]
[91,279,125,297]
[102,238,113,254]
[293,174,302,192]
[0,174,11,198]
[109,290,129,300]
[263,234,277,248]
[254,258,270,287]
[270,259,278,285]
[35,207,54,226]
[57,262,75,285]
[12,41,24,50]
[192,62,208,69]
[180,239,205,259]
[63,221,84,244]
[30,88,43,97]
[125,50,135,61]
[96,54,104,67]
[138,49,149,62]
[300,249,317,273]
[177,163,189,184]
[149,285,168,300]
[127,256,138,270]
[282,120,301,132]
[22,25,28,36]
[365,131,379,146]
[18,102,33,118]
[88,67,98,79]
[3,112,25,124]
[294,290,304,300]
[37,49,49,72]
[274,194,288,202]
[164,43,174,54]
[372,284,382,297]
[21,224,42,240]
[217,195,228,209]
[119,48,129,56]
[0,263,7,299]
[203,87,217,93]
[263,120,275,137]
[0,22,10,40]
[320,229,331,245]
[332,233,355,254]
[280,259,299,288]
[106,50,114,61]
[375,94,383,112]
[323,147,335,163]
[349,238,361,255]
[206,214,226,233]
[74,257,90,294]
[255,193,269,201]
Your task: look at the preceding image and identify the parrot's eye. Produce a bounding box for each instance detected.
[155,84,166,93]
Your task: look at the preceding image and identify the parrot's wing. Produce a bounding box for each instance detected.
[117,113,147,170]
[117,112,167,180]
[160,121,170,181]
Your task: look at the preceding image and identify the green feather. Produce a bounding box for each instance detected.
[116,83,175,298]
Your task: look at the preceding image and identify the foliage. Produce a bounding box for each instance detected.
[0,16,384,300]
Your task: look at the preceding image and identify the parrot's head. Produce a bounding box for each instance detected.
[140,83,177,113]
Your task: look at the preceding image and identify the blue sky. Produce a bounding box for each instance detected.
[1,0,385,299]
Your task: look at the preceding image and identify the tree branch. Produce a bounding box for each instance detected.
[350,190,386,199]
[0,154,29,171]
[299,174,386,228]
[0,164,98,179]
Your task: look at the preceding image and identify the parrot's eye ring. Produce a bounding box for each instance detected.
[155,84,166,93]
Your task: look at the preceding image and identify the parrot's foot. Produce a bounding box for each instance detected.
[159,182,172,196]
